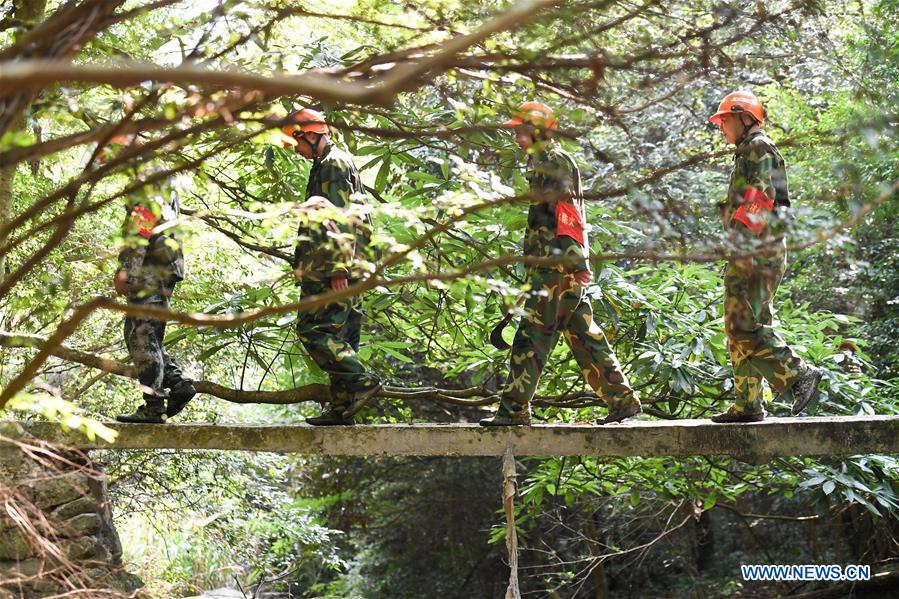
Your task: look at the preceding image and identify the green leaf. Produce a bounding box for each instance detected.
[375,154,392,192]
[379,345,413,363]
[197,342,231,361]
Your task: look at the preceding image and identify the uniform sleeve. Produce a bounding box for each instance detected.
[117,204,157,284]
[557,232,588,272]
[534,154,588,272]
[731,145,778,235]
[317,162,357,277]
[744,148,778,202]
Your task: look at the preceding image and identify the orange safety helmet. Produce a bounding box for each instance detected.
[709,90,765,126]
[97,134,138,165]
[504,101,558,130]
[281,108,329,147]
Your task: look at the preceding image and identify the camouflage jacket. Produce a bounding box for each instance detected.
[523,142,589,272]
[294,143,373,281]
[117,199,184,301]
[722,130,790,236]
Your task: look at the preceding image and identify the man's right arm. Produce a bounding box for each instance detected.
[318,164,358,281]
[731,144,778,235]
[535,154,589,274]
[115,204,156,294]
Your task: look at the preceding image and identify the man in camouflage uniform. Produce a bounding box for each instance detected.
[282,108,381,426]
[709,90,822,423]
[480,102,642,426]
[115,190,196,423]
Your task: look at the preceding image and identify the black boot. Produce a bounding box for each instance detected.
[711,406,766,423]
[117,395,166,424]
[166,379,197,418]
[342,379,383,418]
[790,366,823,416]
[479,400,531,426]
[479,413,531,426]
[306,407,355,426]
[598,400,643,425]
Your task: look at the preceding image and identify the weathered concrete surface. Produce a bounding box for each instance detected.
[12,416,899,462]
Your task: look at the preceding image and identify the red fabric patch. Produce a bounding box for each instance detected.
[555,201,585,245]
[732,187,774,235]
[130,205,158,239]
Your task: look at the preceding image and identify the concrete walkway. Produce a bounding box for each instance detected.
[13,416,899,463]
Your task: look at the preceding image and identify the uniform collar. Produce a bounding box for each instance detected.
[736,129,765,151]
[313,140,333,164]
[526,139,555,162]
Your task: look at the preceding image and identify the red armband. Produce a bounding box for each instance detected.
[130,205,158,239]
[555,201,585,245]
[731,187,774,235]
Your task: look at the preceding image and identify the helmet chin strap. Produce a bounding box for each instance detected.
[529,127,549,148]
[736,113,757,144]
[309,133,324,159]
[303,133,322,160]
[294,132,324,158]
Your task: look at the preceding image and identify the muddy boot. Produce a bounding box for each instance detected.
[479,399,531,426]
[711,406,766,423]
[166,379,197,418]
[342,379,383,419]
[598,400,643,425]
[117,395,166,424]
[790,366,823,416]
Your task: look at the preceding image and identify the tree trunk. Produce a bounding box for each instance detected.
[582,510,608,599]
[0,0,48,284]
[695,509,714,571]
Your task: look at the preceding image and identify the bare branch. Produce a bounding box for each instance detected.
[0,0,556,108]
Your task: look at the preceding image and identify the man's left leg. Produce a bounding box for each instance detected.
[714,257,818,422]
[162,345,196,418]
[337,294,382,417]
[297,282,379,425]
[713,262,771,423]
[744,256,821,415]
[118,301,168,424]
[713,336,767,422]
[480,268,563,426]
[560,281,641,424]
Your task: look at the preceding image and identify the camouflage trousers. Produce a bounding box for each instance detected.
[124,295,187,399]
[723,251,807,413]
[296,280,378,407]
[500,268,639,415]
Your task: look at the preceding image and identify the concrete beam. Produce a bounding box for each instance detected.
[11,416,899,462]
